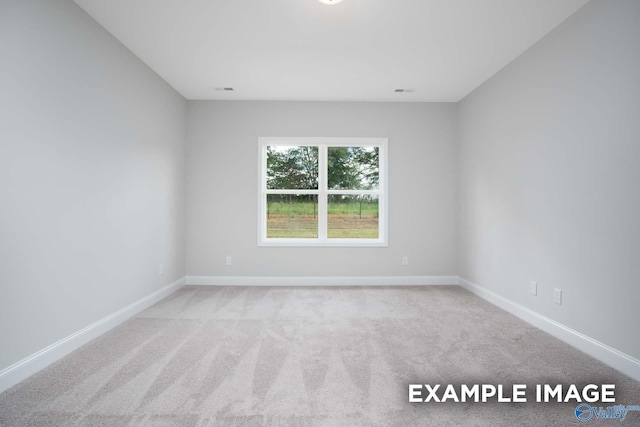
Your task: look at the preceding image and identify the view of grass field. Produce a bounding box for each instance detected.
[267,201,379,238]
[328,214,378,238]
[266,215,317,238]
[267,201,378,216]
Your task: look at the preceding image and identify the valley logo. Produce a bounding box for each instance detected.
[575,403,640,422]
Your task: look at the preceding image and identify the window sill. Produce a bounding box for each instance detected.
[258,238,388,247]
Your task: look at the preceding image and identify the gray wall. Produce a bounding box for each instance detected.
[187,101,458,277]
[458,0,640,360]
[0,0,187,370]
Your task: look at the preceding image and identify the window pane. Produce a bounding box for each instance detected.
[327,195,379,239]
[327,146,379,190]
[267,146,318,189]
[267,194,318,238]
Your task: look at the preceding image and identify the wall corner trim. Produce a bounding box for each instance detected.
[457,276,640,382]
[186,275,458,286]
[0,276,187,394]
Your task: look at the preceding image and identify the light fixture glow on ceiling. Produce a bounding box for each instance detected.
[318,0,343,5]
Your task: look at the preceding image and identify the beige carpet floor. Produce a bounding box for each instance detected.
[0,285,639,426]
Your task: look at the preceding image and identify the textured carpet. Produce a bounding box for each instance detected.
[0,285,639,426]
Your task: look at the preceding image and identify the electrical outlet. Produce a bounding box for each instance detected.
[530,281,537,296]
[402,256,409,266]
[553,288,562,305]
[159,264,164,276]
[225,256,232,266]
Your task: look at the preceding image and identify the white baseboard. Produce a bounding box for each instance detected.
[457,277,640,382]
[186,275,459,286]
[0,276,186,394]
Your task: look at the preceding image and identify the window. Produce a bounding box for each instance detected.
[258,137,388,246]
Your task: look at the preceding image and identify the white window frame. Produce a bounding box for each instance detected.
[258,137,388,247]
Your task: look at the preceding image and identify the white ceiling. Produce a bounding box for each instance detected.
[74,0,588,102]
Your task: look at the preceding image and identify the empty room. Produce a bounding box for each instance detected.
[1,0,639,425]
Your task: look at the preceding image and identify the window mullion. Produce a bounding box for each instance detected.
[318,144,328,240]
[265,189,319,195]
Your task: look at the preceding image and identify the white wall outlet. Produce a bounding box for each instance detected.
[553,288,562,305]
[402,256,409,266]
[530,281,537,296]
[159,263,164,276]
[225,256,232,266]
